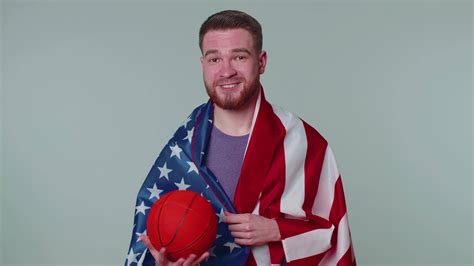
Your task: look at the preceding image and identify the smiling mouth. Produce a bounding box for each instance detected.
[219,83,240,89]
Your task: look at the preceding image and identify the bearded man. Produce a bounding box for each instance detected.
[126,10,356,266]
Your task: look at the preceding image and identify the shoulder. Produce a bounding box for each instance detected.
[269,103,328,149]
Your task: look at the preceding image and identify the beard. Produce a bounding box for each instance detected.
[204,75,260,110]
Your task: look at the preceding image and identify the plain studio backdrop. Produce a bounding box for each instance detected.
[0,0,472,265]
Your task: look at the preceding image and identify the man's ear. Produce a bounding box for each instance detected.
[258,50,267,74]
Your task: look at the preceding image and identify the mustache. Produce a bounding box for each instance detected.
[214,78,244,86]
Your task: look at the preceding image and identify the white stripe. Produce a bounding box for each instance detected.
[252,244,271,266]
[318,213,352,265]
[251,196,272,266]
[137,248,147,265]
[312,146,339,220]
[282,225,335,262]
[272,105,307,217]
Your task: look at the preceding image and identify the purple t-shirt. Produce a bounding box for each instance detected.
[204,125,249,202]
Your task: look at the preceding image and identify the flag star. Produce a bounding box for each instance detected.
[184,127,194,143]
[187,161,199,174]
[224,242,241,253]
[216,234,222,239]
[208,119,213,123]
[135,201,150,216]
[209,246,217,257]
[183,117,191,128]
[147,183,163,200]
[135,230,147,242]
[216,208,225,223]
[206,185,209,189]
[169,143,182,159]
[157,162,172,180]
[174,178,191,191]
[126,248,141,266]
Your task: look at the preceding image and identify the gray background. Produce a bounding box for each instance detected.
[1,0,472,265]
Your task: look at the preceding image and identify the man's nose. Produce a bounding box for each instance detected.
[219,60,237,78]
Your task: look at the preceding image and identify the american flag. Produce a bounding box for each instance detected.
[125,101,249,266]
[126,89,356,265]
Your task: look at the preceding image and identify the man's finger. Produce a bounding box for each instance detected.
[223,213,250,224]
[230,231,253,239]
[140,235,158,253]
[228,223,251,232]
[234,238,255,246]
[196,251,209,264]
[182,254,197,266]
[175,258,186,266]
[157,248,169,265]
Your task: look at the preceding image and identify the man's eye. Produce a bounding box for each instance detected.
[235,56,246,61]
[209,58,220,63]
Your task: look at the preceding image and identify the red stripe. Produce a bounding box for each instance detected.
[302,121,328,216]
[234,91,284,214]
[258,106,287,264]
[337,244,356,266]
[329,177,348,227]
[257,112,286,217]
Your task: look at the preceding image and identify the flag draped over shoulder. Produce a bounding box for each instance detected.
[125,90,356,266]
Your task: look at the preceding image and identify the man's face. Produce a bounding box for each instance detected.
[200,29,267,110]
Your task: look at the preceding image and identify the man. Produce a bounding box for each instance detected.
[126,10,356,266]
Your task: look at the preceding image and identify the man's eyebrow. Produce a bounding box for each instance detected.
[204,49,218,57]
[204,48,252,57]
[232,48,251,55]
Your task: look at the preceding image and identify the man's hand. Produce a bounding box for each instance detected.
[140,235,209,266]
[223,211,281,246]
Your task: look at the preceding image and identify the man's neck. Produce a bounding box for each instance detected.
[213,92,259,137]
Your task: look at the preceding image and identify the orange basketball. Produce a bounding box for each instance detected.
[146,190,218,261]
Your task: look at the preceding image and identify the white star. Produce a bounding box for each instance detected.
[216,208,225,223]
[135,230,147,242]
[224,242,241,253]
[126,248,141,266]
[183,117,191,128]
[208,119,213,123]
[147,183,163,200]
[157,162,172,180]
[209,246,217,257]
[216,234,222,239]
[169,143,182,159]
[184,127,194,143]
[174,178,191,191]
[135,201,150,216]
[187,161,199,174]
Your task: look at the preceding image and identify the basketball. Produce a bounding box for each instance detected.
[146,190,218,261]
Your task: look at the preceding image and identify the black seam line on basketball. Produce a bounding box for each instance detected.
[156,194,172,247]
[163,193,198,247]
[168,214,214,255]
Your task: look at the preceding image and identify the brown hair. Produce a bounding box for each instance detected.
[199,10,263,53]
